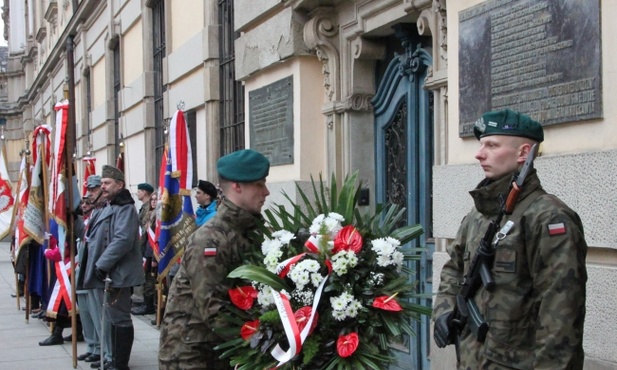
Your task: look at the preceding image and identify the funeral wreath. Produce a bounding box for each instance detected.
[214,173,431,369]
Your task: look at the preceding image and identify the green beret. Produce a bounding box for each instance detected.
[138,183,154,193]
[217,149,270,183]
[474,109,544,142]
[102,165,125,182]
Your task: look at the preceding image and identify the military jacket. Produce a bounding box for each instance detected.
[159,198,261,368]
[80,188,145,289]
[434,170,587,369]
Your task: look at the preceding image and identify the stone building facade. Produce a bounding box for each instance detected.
[1,0,615,369]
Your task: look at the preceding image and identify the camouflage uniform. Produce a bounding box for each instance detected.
[434,169,587,369]
[158,198,262,370]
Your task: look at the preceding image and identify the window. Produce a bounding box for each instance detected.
[218,0,244,155]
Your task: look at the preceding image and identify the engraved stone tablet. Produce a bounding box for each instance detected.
[249,76,294,166]
[458,0,602,137]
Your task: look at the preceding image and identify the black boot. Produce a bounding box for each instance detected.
[131,295,155,315]
[108,325,134,370]
[39,325,64,346]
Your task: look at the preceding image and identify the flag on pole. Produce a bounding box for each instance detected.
[157,110,197,280]
[0,139,15,240]
[24,125,52,245]
[13,154,31,266]
[82,156,96,196]
[46,101,73,315]
[150,146,168,260]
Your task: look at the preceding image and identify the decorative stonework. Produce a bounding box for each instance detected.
[304,7,340,102]
[342,94,374,111]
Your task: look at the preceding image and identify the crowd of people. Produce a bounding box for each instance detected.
[8,110,588,370]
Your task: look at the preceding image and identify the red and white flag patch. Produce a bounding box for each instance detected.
[548,222,566,236]
[204,247,217,257]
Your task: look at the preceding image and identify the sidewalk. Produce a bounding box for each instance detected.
[0,242,159,369]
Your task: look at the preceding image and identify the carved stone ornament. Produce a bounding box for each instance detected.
[343,94,374,111]
[304,8,340,102]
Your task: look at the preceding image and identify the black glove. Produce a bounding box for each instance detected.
[94,267,108,281]
[434,311,455,348]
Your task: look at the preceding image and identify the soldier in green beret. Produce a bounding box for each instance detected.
[159,149,271,370]
[433,109,587,369]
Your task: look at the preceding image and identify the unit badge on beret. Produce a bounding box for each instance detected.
[474,117,486,133]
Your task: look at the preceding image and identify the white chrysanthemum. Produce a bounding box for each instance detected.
[392,251,404,269]
[311,273,324,286]
[349,299,363,310]
[330,296,348,310]
[385,237,401,247]
[376,254,392,267]
[264,249,283,272]
[257,286,274,307]
[309,214,326,234]
[323,217,342,235]
[345,305,359,318]
[328,212,344,222]
[272,230,296,245]
[332,310,347,321]
[298,259,320,273]
[261,237,282,255]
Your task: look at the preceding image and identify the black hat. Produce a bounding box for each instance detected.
[197,180,218,199]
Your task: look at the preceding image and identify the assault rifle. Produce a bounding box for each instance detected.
[435,144,538,348]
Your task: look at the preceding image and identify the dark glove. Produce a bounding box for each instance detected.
[94,267,108,281]
[434,311,455,348]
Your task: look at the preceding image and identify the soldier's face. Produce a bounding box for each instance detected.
[236,179,270,215]
[87,187,102,203]
[194,188,208,206]
[475,136,522,180]
[101,178,124,201]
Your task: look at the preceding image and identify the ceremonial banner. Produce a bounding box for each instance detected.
[82,156,96,196]
[157,110,196,280]
[12,154,29,266]
[46,101,73,314]
[24,125,51,245]
[0,140,15,239]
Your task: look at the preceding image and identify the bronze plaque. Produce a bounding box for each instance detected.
[458,0,602,137]
[249,76,294,166]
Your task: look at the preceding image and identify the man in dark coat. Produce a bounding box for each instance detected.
[81,165,145,370]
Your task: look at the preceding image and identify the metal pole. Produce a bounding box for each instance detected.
[66,34,78,369]
[101,276,112,370]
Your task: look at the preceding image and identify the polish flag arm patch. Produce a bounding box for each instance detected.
[548,222,566,236]
[204,247,217,257]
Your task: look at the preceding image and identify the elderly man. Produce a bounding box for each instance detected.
[159,149,271,370]
[81,165,144,370]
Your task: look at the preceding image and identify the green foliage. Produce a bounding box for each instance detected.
[222,172,430,369]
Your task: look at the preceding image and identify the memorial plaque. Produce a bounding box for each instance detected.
[249,76,294,166]
[458,0,602,137]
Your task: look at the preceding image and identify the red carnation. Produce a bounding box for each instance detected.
[336,332,359,358]
[240,319,260,340]
[294,306,319,335]
[333,225,363,254]
[228,286,258,310]
[372,294,403,312]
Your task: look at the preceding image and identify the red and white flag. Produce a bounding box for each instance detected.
[82,156,96,196]
[0,139,15,240]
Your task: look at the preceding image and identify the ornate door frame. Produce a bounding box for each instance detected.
[372,27,434,370]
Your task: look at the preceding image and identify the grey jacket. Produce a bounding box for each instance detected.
[80,188,145,289]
